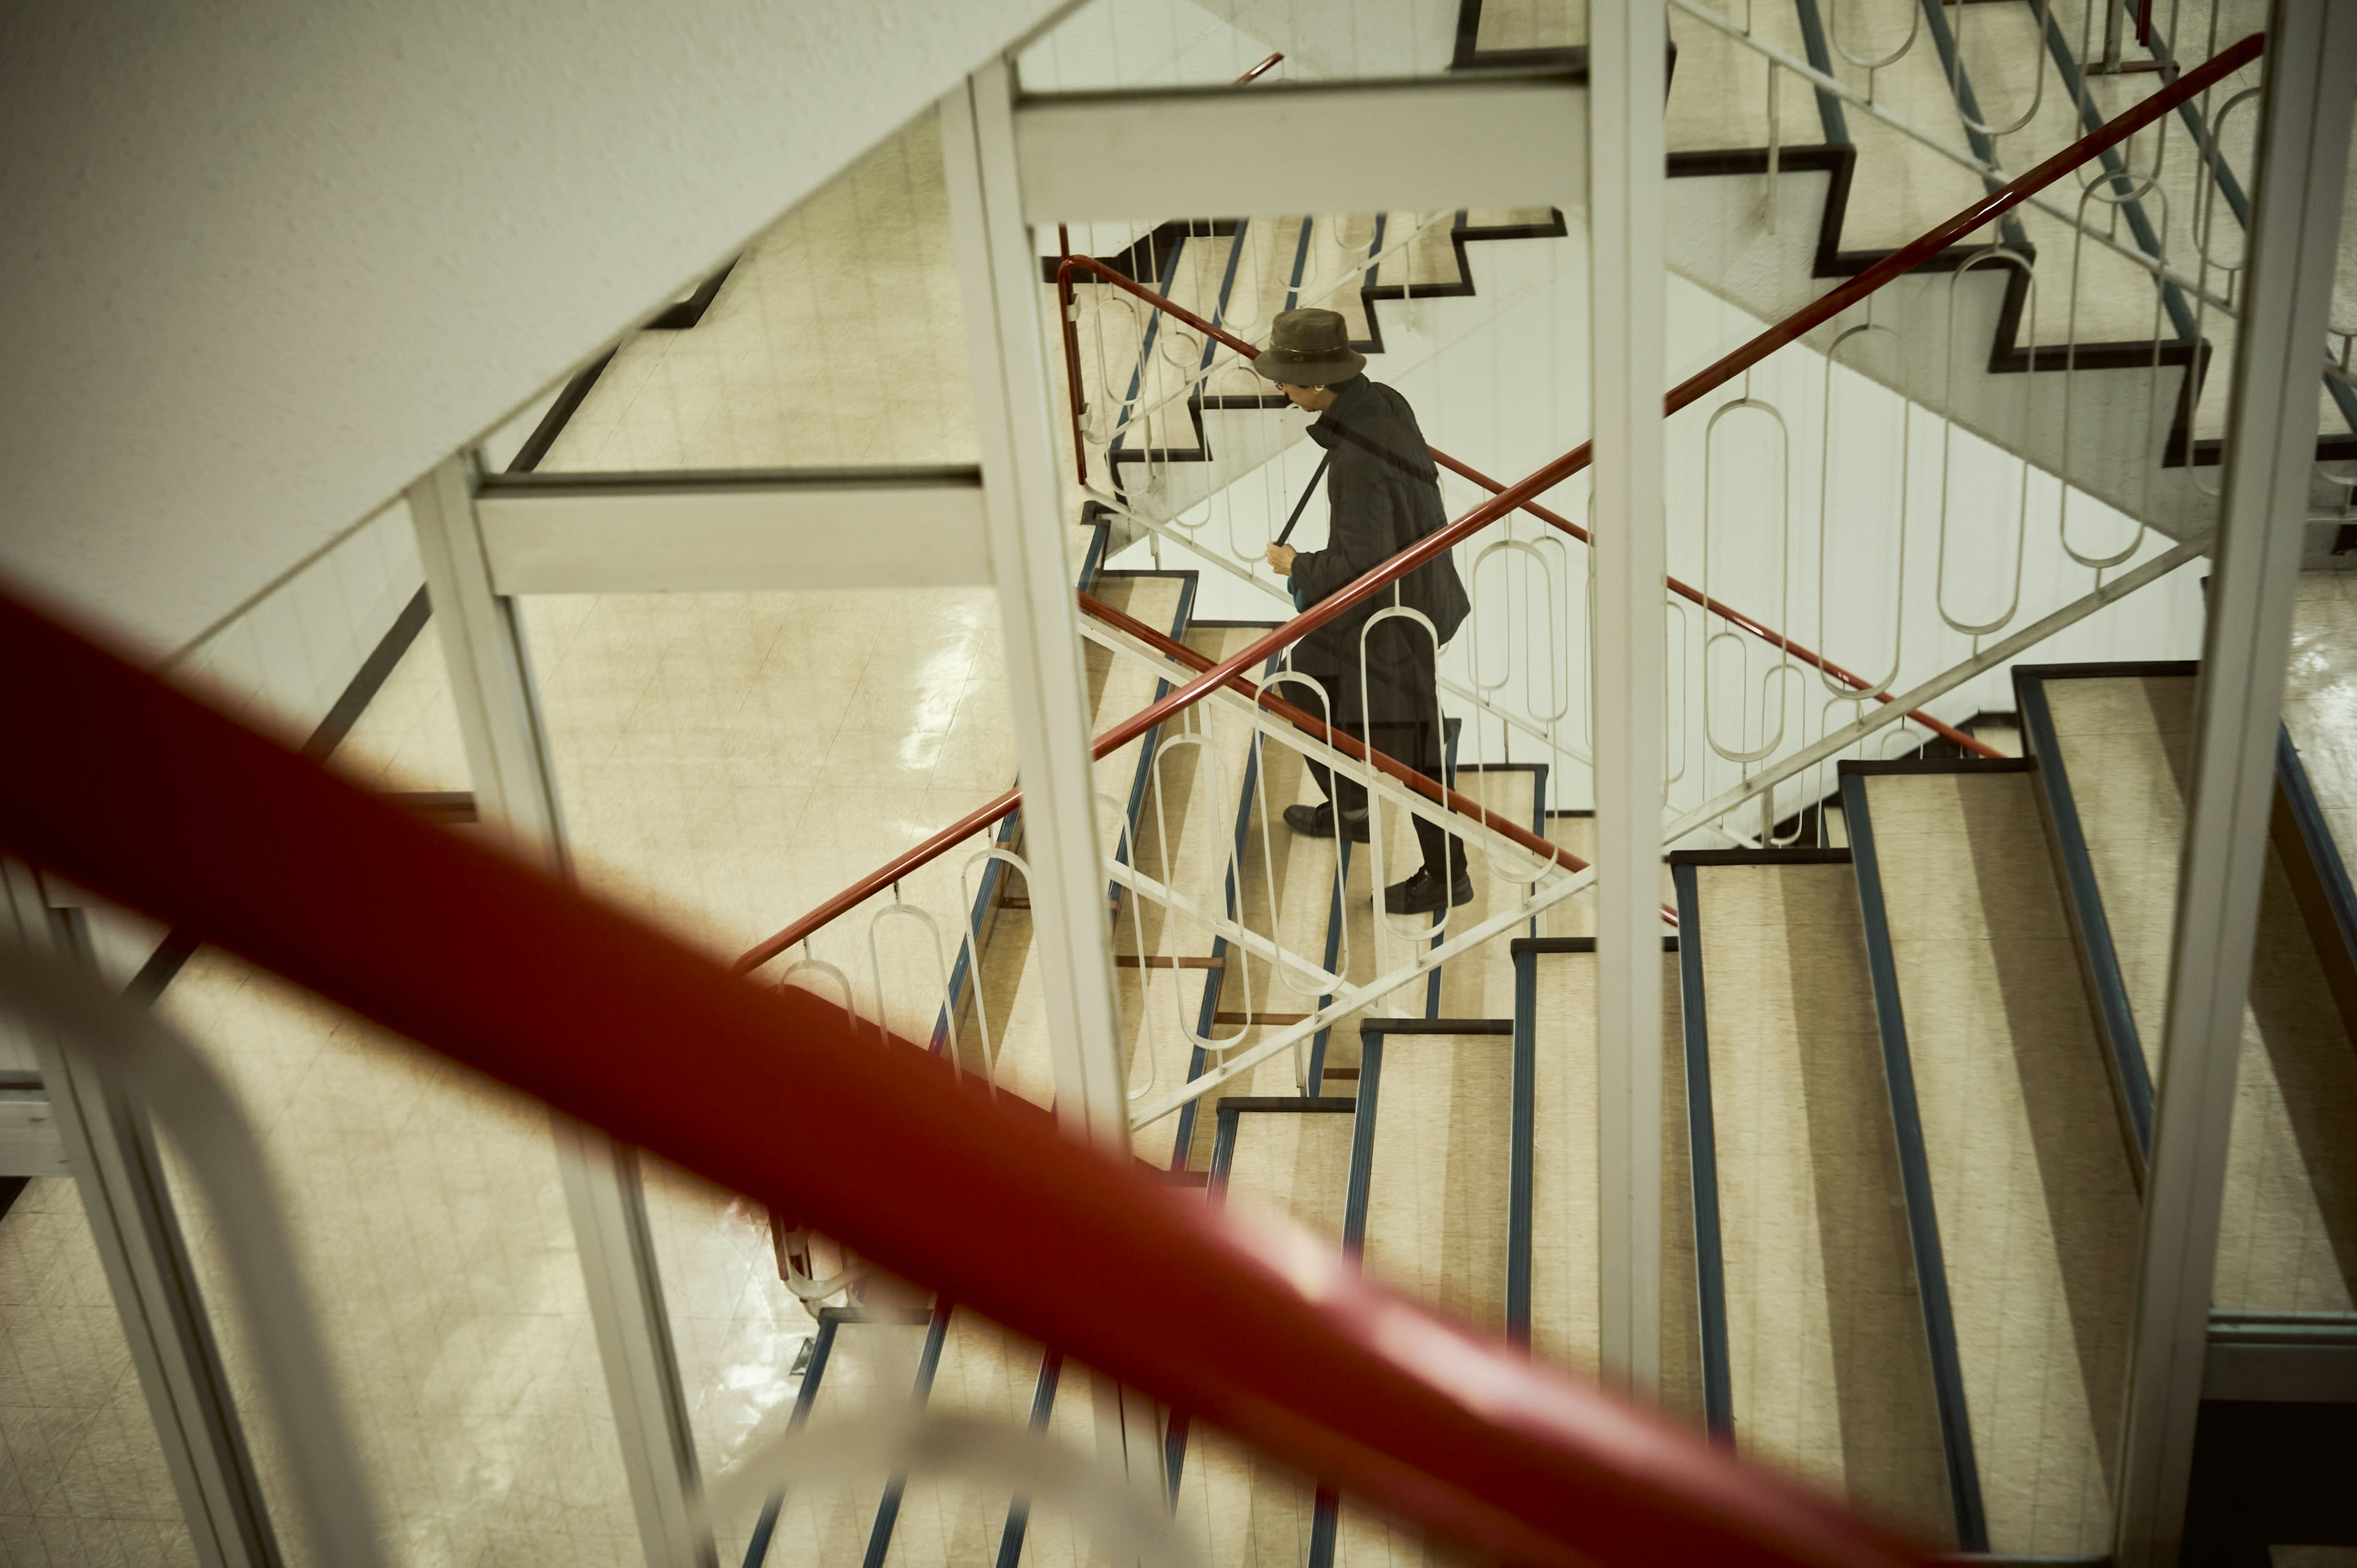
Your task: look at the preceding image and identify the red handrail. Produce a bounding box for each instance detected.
[748,29,2258,975]
[1078,589,1587,874]
[0,584,1924,1568]
[1055,249,1991,761]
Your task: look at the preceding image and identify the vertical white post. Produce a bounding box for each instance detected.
[941,61,1163,1515]
[2,865,281,1568]
[408,457,714,1568]
[1588,0,1670,1398]
[2113,5,2357,1563]
[939,67,1131,1154]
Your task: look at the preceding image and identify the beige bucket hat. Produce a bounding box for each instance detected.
[1254,307,1368,387]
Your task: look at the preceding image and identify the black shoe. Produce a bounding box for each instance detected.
[1282,802,1371,842]
[1384,867,1475,915]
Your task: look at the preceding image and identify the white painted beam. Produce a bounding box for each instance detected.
[476,471,991,593]
[1014,74,1587,223]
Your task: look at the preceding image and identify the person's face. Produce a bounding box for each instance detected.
[1280,381,1337,412]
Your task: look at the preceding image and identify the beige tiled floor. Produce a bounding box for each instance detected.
[0,1180,194,1567]
[540,110,975,475]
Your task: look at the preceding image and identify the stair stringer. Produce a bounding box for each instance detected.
[1663,153,2216,544]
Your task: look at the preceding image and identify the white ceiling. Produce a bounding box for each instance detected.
[0,0,1068,658]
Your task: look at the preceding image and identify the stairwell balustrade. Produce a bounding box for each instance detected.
[0,25,2276,1563]
[746,29,2257,1129]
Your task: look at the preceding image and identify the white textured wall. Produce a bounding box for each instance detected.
[171,501,425,748]
[0,0,1065,659]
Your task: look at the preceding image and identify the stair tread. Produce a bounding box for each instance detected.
[2038,671,2357,1316]
[1683,857,1954,1543]
[759,1312,935,1562]
[877,1310,1047,1568]
[1358,1030,1515,1337]
[1517,943,1699,1420]
[1858,767,2136,1556]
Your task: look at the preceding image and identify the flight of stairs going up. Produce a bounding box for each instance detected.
[2014,663,2357,1319]
[1059,205,1573,547]
[1667,848,1960,1547]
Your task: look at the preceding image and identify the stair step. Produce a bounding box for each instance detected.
[1507,936,1695,1415]
[2017,665,2357,1318]
[1841,758,2137,1557]
[1669,847,1957,1546]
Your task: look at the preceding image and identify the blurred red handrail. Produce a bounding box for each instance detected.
[749,29,2259,974]
[0,584,1919,1567]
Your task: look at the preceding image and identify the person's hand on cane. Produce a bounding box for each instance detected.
[1264,543,1297,576]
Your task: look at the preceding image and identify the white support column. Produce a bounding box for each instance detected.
[1588,0,1670,1399]
[2,865,280,1568]
[2111,5,2357,1564]
[408,457,714,1568]
[939,67,1130,1154]
[942,60,1161,1515]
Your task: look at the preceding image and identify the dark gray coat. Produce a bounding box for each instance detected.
[1287,376,1471,734]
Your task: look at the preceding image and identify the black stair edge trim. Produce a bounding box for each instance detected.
[1838,773,1991,1551]
[2014,659,2200,682]
[1836,756,2037,776]
[1037,218,1242,287]
[2012,668,2156,1173]
[1304,1050,1388,1568]
[1359,1016,1514,1035]
[1417,719,1469,1019]
[1669,862,1735,1445]
[1102,205,1570,476]
[1307,826,1356,1095]
[995,1349,1067,1568]
[1508,946,1539,1346]
[1102,570,1200,923]
[1216,1095,1359,1114]
[2274,724,2357,1046]
[1172,651,1273,1173]
[1668,848,1854,867]
[861,1300,954,1568]
[1508,935,1682,955]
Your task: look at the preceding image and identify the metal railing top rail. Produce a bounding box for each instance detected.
[741,28,2259,978]
[0,588,1927,1568]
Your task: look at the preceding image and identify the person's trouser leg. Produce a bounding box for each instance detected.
[1305,718,1370,822]
[1369,719,1463,886]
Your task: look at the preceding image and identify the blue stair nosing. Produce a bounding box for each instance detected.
[861,1301,956,1568]
[1172,646,1280,1172]
[743,1305,934,1568]
[2276,724,2357,997]
[1838,770,1991,1552]
[1669,860,1736,1445]
[1307,1038,1388,1568]
[1508,948,1538,1346]
[2013,668,2155,1168]
[994,1350,1067,1568]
